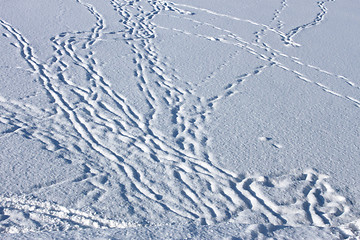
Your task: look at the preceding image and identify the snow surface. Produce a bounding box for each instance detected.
[0,0,360,238]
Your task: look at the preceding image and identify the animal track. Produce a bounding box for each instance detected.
[0,0,359,237]
[259,136,283,149]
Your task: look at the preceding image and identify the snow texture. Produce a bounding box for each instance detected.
[0,0,360,238]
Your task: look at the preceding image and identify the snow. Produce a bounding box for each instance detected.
[0,0,360,238]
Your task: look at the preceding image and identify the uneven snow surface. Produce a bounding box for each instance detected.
[0,0,360,239]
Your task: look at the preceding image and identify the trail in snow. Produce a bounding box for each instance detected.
[0,0,359,237]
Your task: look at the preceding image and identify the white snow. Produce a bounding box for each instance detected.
[0,0,360,238]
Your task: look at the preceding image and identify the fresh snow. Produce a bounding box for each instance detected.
[0,0,360,239]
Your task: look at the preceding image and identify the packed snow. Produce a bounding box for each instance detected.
[0,0,360,239]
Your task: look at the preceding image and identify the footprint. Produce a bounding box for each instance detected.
[259,136,283,149]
